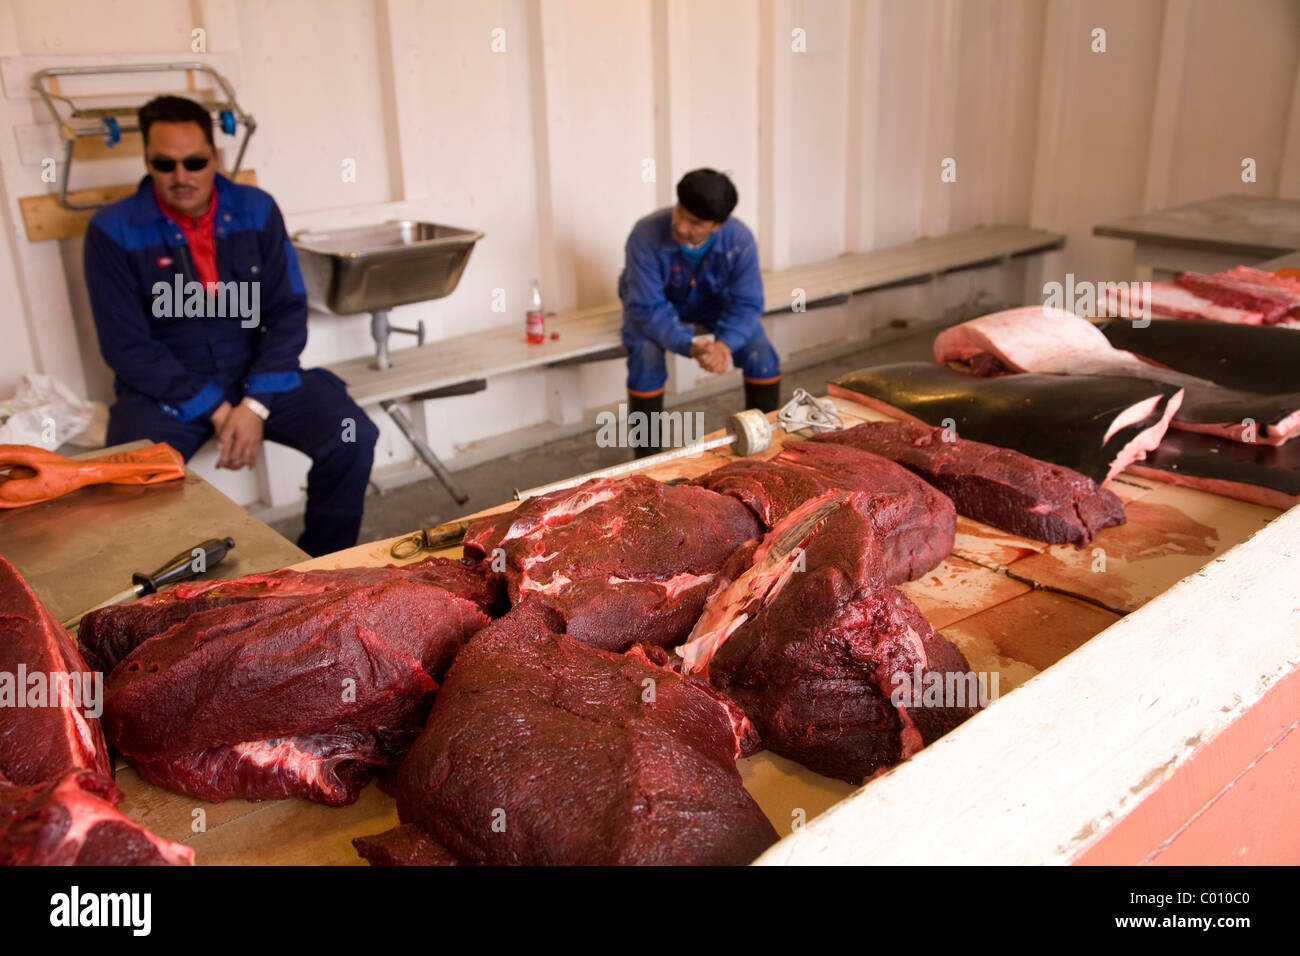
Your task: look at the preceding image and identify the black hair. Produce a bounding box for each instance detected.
[676,168,738,222]
[138,95,215,149]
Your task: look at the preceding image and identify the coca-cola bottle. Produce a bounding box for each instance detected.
[526,279,544,344]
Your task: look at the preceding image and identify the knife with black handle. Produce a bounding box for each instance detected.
[61,537,236,630]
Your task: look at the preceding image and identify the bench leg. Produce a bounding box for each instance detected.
[380,400,469,505]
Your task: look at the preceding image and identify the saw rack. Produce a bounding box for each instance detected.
[32,62,255,210]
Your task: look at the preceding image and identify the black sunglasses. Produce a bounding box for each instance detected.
[148,155,211,173]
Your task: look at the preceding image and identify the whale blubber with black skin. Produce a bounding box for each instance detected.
[828,363,1182,484]
[1098,318,1300,396]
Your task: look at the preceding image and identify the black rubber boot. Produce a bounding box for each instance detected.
[744,379,782,414]
[627,392,665,459]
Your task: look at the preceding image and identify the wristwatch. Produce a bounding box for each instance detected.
[240,396,270,421]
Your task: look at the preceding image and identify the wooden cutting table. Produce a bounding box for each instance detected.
[93,397,1297,865]
[1,442,307,625]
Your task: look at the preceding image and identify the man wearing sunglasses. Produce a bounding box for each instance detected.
[83,95,378,557]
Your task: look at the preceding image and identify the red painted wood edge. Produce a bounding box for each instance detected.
[1074,663,1300,865]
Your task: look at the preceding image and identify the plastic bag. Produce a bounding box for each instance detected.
[0,374,98,451]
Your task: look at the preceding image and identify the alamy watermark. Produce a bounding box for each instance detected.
[595,402,706,452]
[1044,273,1150,328]
[890,666,998,709]
[0,666,102,719]
[50,886,150,936]
[152,274,260,328]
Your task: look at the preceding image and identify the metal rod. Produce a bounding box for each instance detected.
[371,309,391,370]
[32,62,255,209]
[515,434,736,500]
[514,391,843,501]
[36,62,215,78]
[381,400,469,505]
[57,137,88,210]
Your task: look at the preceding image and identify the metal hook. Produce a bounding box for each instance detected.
[389,533,424,561]
[778,387,845,435]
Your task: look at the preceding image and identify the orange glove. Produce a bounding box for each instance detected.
[0,443,185,508]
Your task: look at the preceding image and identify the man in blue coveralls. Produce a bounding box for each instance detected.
[83,95,378,556]
[618,168,781,457]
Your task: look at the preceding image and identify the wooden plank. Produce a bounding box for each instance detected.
[932,589,1122,700]
[1143,718,1300,865]
[327,225,1063,407]
[182,784,396,866]
[16,123,143,165]
[951,516,1047,570]
[71,130,144,160]
[766,226,1058,286]
[1006,481,1280,614]
[739,752,857,841]
[898,555,1032,630]
[19,168,258,243]
[113,762,282,845]
[764,226,1060,291]
[940,589,1121,675]
[328,307,624,406]
[4,446,304,624]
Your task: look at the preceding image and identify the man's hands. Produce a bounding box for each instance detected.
[691,340,732,374]
[209,400,264,469]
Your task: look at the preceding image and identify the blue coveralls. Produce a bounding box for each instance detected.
[83,175,378,557]
[617,207,780,396]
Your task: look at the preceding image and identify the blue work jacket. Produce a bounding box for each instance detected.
[617,207,765,356]
[83,174,307,421]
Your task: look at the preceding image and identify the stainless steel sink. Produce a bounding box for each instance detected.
[290,220,483,506]
[292,220,483,316]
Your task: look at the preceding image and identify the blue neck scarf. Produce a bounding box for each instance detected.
[678,233,715,268]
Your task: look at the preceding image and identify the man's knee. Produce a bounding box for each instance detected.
[735,328,781,380]
[317,411,378,472]
[342,410,379,453]
[106,401,208,461]
[623,331,669,394]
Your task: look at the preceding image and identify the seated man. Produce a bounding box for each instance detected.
[618,168,781,457]
[83,95,378,556]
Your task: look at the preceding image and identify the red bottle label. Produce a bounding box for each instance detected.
[526,309,545,344]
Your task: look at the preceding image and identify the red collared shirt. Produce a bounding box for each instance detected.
[156,183,218,290]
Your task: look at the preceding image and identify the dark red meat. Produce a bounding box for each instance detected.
[693,439,956,583]
[0,559,188,865]
[0,556,110,785]
[370,600,777,866]
[79,556,501,674]
[100,579,489,805]
[130,732,383,807]
[810,421,1126,545]
[0,770,193,866]
[353,824,459,866]
[461,476,761,651]
[1176,272,1300,324]
[680,491,978,784]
